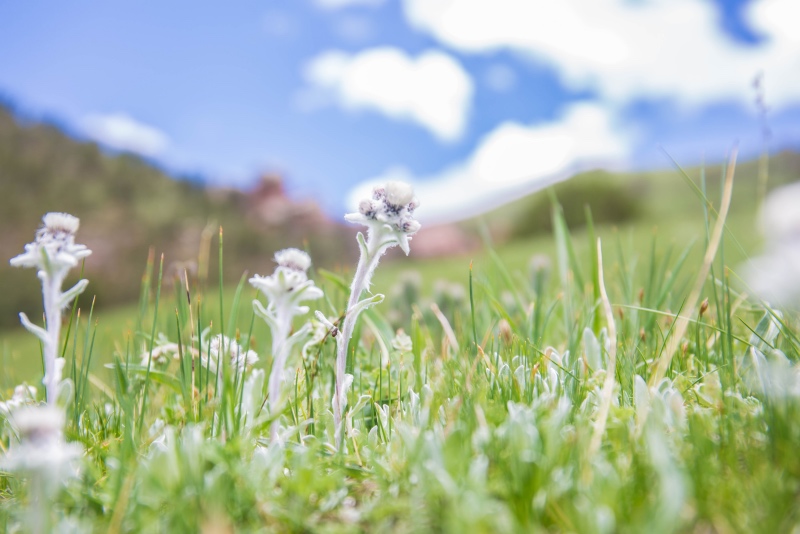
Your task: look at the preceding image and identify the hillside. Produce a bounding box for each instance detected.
[0,104,352,327]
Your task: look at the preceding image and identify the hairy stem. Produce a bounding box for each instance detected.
[42,274,63,405]
[268,315,291,442]
[334,235,386,448]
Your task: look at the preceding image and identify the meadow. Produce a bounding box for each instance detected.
[1,152,799,533]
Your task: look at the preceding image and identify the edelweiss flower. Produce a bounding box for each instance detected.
[202,334,259,373]
[251,247,323,443]
[2,406,82,474]
[391,329,413,353]
[139,333,183,367]
[0,384,38,416]
[250,248,324,317]
[10,212,91,277]
[345,181,421,255]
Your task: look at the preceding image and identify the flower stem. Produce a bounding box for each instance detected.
[268,316,291,442]
[334,235,385,447]
[42,274,62,405]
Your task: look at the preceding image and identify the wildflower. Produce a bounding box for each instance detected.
[9,212,91,405]
[391,329,413,353]
[139,333,182,367]
[200,334,259,374]
[345,181,421,255]
[302,317,330,360]
[10,213,91,277]
[251,248,323,442]
[2,405,82,487]
[0,385,38,416]
[325,180,420,449]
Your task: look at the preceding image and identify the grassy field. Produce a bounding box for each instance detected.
[1,157,799,532]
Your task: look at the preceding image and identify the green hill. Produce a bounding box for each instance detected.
[0,103,351,328]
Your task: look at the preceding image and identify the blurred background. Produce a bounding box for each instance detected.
[1,0,799,331]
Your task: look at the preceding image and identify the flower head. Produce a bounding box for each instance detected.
[345,181,421,255]
[0,384,38,416]
[250,248,323,318]
[10,212,91,276]
[139,333,182,367]
[202,334,259,373]
[275,248,312,272]
[391,329,413,353]
[2,405,82,478]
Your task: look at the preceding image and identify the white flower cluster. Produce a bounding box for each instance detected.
[139,333,182,367]
[744,181,800,307]
[2,405,82,481]
[0,385,38,416]
[201,334,259,373]
[346,181,421,255]
[10,212,91,277]
[250,248,323,319]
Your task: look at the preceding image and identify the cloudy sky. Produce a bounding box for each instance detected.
[1,0,798,223]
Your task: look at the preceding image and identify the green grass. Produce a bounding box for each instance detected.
[1,162,799,532]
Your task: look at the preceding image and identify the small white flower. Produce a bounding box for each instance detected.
[345,181,421,255]
[9,212,91,408]
[0,384,38,416]
[274,248,312,272]
[391,330,413,353]
[10,212,91,276]
[250,250,323,315]
[202,334,259,373]
[139,334,182,367]
[385,180,415,208]
[302,318,330,360]
[3,405,82,478]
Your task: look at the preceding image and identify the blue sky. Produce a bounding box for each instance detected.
[1,0,799,223]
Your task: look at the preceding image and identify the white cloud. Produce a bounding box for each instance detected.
[314,0,384,10]
[81,113,169,157]
[348,102,630,225]
[304,47,474,141]
[402,0,800,109]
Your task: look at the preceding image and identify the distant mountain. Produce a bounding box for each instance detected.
[0,104,352,328]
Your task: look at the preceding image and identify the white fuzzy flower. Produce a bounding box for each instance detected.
[345,181,421,255]
[202,334,259,373]
[251,248,324,443]
[10,212,91,276]
[138,333,186,367]
[0,385,38,416]
[391,330,413,353]
[2,406,82,475]
[302,318,330,360]
[9,212,91,406]
[274,248,312,272]
[250,249,323,316]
